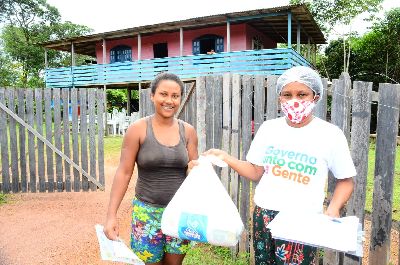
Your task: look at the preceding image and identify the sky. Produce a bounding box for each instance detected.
[47,0,400,39]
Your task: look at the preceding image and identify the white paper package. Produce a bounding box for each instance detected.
[161,155,244,247]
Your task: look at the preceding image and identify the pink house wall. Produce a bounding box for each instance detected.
[245,24,276,49]
[95,23,276,64]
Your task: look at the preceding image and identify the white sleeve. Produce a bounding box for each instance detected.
[246,122,268,166]
[328,128,357,179]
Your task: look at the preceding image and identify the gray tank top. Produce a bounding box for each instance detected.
[135,116,189,207]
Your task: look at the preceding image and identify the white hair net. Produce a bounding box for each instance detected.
[276,66,323,97]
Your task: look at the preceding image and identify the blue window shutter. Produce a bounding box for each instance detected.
[110,45,132,63]
[193,40,200,55]
[216,37,224,53]
[110,50,116,63]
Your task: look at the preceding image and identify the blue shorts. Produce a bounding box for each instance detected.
[131,197,194,263]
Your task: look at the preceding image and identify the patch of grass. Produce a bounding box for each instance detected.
[365,142,400,221]
[0,193,7,205]
[104,136,124,160]
[184,244,249,265]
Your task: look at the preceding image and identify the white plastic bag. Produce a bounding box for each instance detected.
[161,155,244,247]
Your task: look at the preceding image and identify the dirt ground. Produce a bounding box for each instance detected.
[0,155,398,265]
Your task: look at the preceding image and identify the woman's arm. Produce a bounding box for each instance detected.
[203,149,264,181]
[104,121,142,240]
[325,177,354,218]
[185,122,199,161]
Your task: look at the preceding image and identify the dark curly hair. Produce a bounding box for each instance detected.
[150,72,184,95]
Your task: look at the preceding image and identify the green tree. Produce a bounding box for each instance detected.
[321,8,400,84]
[0,0,92,87]
[290,0,383,73]
[0,51,19,87]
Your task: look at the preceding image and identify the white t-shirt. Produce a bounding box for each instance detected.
[246,117,356,214]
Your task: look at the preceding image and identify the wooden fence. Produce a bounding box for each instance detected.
[0,87,105,193]
[139,73,400,265]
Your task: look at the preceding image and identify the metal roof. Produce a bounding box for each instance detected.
[40,4,325,57]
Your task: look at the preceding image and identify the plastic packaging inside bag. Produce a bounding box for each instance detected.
[161,155,244,247]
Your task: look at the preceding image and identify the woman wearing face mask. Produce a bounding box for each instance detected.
[203,66,356,264]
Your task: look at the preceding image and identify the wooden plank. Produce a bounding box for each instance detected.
[62,88,71,192]
[196,76,206,153]
[324,73,352,265]
[53,89,63,192]
[205,76,214,150]
[97,88,105,186]
[221,73,231,190]
[0,88,10,193]
[239,75,252,253]
[265,75,279,120]
[145,88,154,117]
[71,88,80,191]
[80,89,88,191]
[7,89,19,192]
[213,75,223,151]
[369,83,400,265]
[343,81,372,265]
[314,78,328,120]
[189,82,197,130]
[230,74,241,256]
[230,74,241,207]
[26,90,36,192]
[254,75,266,133]
[44,88,54,192]
[176,82,195,119]
[17,89,27,192]
[35,88,45,192]
[88,88,97,191]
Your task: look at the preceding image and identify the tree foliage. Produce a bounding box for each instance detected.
[0,0,92,87]
[320,8,400,84]
[289,0,383,34]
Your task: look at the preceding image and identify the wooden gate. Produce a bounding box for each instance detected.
[0,87,105,193]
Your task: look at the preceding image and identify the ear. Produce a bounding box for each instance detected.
[313,95,320,103]
[150,93,154,102]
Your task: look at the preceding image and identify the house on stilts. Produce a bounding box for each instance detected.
[40,4,325,114]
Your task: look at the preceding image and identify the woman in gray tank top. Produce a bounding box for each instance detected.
[104,73,198,265]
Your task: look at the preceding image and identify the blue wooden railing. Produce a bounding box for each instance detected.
[45,48,311,88]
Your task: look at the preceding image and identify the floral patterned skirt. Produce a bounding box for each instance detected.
[131,197,194,263]
[253,205,317,265]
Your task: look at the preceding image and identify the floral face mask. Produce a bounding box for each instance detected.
[280,99,316,124]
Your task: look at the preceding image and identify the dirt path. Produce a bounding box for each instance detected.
[0,156,398,265]
[0,156,136,265]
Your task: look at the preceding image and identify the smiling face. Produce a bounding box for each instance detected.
[151,79,182,118]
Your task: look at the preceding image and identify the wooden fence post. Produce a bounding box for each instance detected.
[265,75,279,120]
[26,89,36,192]
[0,88,10,193]
[369,84,400,265]
[35,88,45,192]
[53,88,63,192]
[80,89,89,191]
[343,81,372,265]
[314,78,328,120]
[325,72,352,265]
[221,73,232,190]
[62,88,72,192]
[196,76,206,153]
[17,89,27,192]
[7,89,19,192]
[239,75,253,253]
